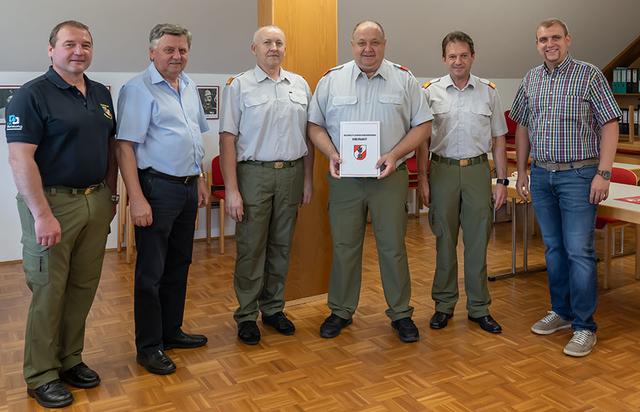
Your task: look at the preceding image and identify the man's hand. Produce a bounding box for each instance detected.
[197,177,210,208]
[35,213,61,247]
[493,184,507,209]
[418,175,430,207]
[590,174,610,204]
[376,153,398,179]
[226,189,244,222]
[516,173,529,201]
[329,152,342,178]
[130,197,153,227]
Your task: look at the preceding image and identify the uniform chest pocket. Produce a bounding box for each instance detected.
[378,94,403,105]
[289,92,308,106]
[244,94,270,107]
[431,101,451,115]
[471,104,492,117]
[332,95,357,106]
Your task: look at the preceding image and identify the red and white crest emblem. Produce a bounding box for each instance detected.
[353,145,367,160]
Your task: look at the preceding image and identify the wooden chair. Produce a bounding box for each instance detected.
[596,167,639,288]
[205,155,226,254]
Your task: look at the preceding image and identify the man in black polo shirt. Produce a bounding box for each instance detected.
[6,20,117,408]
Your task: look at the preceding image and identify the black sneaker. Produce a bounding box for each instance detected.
[392,317,420,343]
[262,312,295,335]
[319,313,352,338]
[238,320,261,345]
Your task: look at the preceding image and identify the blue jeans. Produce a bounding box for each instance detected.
[529,164,598,332]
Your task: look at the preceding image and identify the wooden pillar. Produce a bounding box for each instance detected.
[257,0,336,300]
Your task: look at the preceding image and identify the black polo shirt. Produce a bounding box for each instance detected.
[5,66,116,187]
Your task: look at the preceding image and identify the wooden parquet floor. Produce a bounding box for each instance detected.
[2,215,640,411]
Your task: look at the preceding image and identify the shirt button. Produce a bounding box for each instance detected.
[548,106,552,109]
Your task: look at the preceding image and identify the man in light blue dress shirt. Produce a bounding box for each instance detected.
[116,23,210,375]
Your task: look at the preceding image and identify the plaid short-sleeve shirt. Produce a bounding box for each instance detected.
[510,56,621,163]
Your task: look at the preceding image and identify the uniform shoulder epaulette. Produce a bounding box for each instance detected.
[393,63,410,72]
[422,78,440,89]
[226,71,248,86]
[322,64,344,77]
[479,78,497,89]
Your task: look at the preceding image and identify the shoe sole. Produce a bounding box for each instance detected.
[136,360,176,375]
[563,336,597,357]
[531,323,571,335]
[27,389,74,408]
[320,319,352,338]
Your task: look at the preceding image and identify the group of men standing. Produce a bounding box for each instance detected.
[5,16,618,409]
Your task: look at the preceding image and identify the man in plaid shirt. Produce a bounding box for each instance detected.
[510,18,621,357]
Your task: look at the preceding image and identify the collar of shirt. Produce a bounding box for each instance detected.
[147,62,190,89]
[543,55,573,76]
[443,73,477,92]
[45,66,92,92]
[352,59,390,82]
[253,65,292,84]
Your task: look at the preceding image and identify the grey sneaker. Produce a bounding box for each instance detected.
[563,330,597,357]
[531,311,571,335]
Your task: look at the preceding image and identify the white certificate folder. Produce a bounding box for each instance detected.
[339,121,380,177]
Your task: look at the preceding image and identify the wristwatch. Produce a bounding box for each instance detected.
[496,178,510,186]
[111,194,120,204]
[597,169,611,180]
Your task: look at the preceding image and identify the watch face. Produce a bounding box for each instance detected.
[600,170,611,179]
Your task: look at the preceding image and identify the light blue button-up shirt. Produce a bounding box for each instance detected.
[116,63,209,176]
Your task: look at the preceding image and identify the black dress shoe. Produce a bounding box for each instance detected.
[238,321,261,345]
[27,379,73,408]
[320,313,352,338]
[164,329,208,349]
[468,314,502,334]
[262,311,295,335]
[136,350,176,375]
[430,311,453,329]
[391,317,420,343]
[60,362,100,388]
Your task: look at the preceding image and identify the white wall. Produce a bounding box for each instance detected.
[0,70,236,262]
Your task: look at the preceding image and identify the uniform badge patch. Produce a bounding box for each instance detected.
[100,104,113,120]
[354,145,367,160]
[6,114,22,131]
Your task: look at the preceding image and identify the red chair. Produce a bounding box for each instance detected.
[406,155,429,217]
[504,110,517,150]
[205,156,226,254]
[596,167,638,288]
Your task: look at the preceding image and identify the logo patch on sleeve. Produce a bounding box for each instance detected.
[6,114,22,131]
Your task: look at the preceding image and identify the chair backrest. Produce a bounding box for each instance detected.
[611,167,638,185]
[504,110,517,137]
[406,156,418,173]
[211,156,224,187]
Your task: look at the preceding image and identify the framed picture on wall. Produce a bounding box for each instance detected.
[197,85,219,120]
[0,86,20,125]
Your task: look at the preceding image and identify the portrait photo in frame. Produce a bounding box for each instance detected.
[197,85,219,119]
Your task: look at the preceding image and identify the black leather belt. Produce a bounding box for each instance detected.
[142,168,198,184]
[431,153,487,167]
[241,159,301,169]
[45,182,105,195]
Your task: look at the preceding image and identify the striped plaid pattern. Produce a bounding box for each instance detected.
[510,56,621,163]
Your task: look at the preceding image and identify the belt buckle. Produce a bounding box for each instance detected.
[459,159,470,167]
[274,161,284,169]
[84,185,98,195]
[184,176,192,184]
